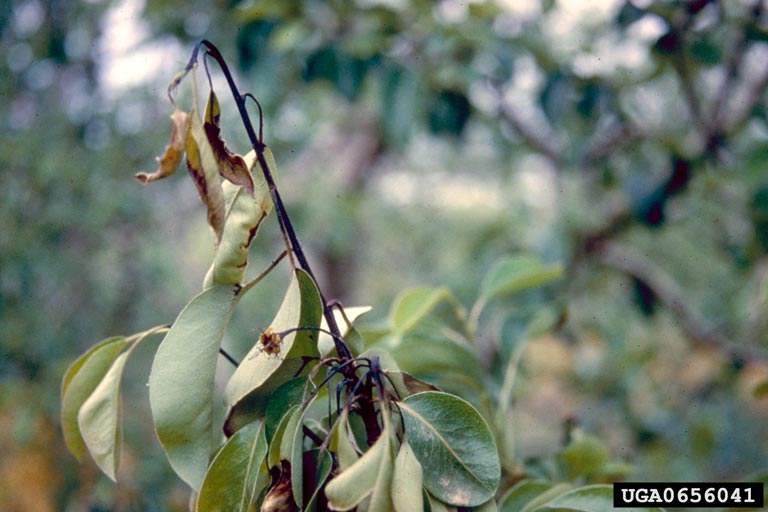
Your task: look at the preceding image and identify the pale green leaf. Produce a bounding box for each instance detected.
[331,408,360,471]
[77,326,167,480]
[77,349,131,481]
[392,439,424,512]
[426,491,457,512]
[75,326,165,481]
[325,421,394,511]
[149,283,242,490]
[521,483,572,512]
[203,149,274,288]
[61,337,128,461]
[558,434,610,480]
[224,270,322,429]
[387,328,485,393]
[390,287,454,335]
[197,422,268,512]
[318,305,371,357]
[268,405,300,470]
[499,479,558,512]
[479,256,563,301]
[399,392,500,507]
[536,484,665,512]
[471,497,499,512]
[284,397,318,510]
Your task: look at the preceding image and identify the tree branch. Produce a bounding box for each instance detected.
[500,104,562,167]
[592,241,766,361]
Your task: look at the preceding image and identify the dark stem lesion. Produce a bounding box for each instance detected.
[179,39,381,443]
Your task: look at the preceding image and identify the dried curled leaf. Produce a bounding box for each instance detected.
[136,108,189,183]
[204,91,254,195]
[186,97,227,241]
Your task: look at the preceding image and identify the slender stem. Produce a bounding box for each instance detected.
[179,40,381,443]
[196,40,351,361]
[219,348,240,367]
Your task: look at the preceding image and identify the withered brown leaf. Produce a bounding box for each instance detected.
[135,108,189,183]
[203,91,255,196]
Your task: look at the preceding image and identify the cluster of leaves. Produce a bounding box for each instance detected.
[60,42,501,511]
[58,41,687,512]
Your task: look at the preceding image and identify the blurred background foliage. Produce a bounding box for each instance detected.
[2,0,768,510]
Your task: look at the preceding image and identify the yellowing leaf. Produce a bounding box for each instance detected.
[223,270,322,430]
[75,326,167,482]
[203,150,273,288]
[61,337,129,461]
[77,350,131,481]
[325,422,394,511]
[391,439,424,512]
[135,108,189,183]
[331,408,360,471]
[204,90,254,195]
[149,284,244,491]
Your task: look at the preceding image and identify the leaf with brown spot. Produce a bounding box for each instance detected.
[135,108,189,183]
[204,91,254,195]
[203,149,273,288]
[186,84,227,241]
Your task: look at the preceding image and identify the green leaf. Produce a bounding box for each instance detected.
[390,287,454,335]
[264,377,307,444]
[399,392,500,507]
[149,283,242,490]
[61,337,129,461]
[426,491,457,512]
[268,405,300,470]
[499,479,558,512]
[537,484,664,512]
[558,434,610,480]
[75,326,166,481]
[388,327,485,393]
[392,439,424,512]
[470,497,499,511]
[284,398,317,510]
[521,483,572,512]
[325,417,394,511]
[224,269,322,430]
[330,408,360,471]
[479,256,563,301]
[196,422,268,512]
[203,148,274,288]
[77,348,131,481]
